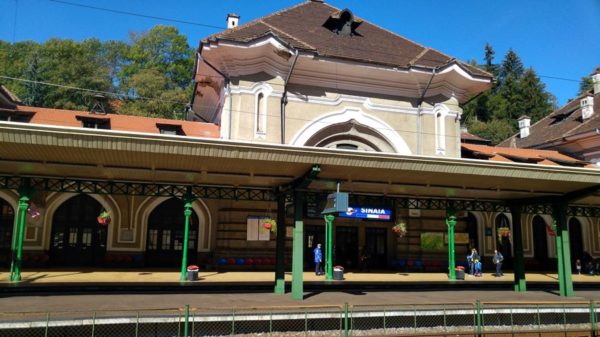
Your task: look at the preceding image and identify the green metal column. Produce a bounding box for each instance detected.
[446,209,456,280]
[553,203,574,297]
[9,194,30,282]
[324,214,334,281]
[274,195,287,294]
[509,205,526,292]
[180,192,193,281]
[291,190,304,300]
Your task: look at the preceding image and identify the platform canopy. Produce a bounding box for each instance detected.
[1,122,600,205]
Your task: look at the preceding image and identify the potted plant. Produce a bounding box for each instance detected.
[497,227,511,240]
[392,222,407,237]
[97,210,111,226]
[262,219,277,233]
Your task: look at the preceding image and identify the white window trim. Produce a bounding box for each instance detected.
[433,104,449,155]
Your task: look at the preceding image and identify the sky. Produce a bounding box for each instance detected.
[2,0,599,106]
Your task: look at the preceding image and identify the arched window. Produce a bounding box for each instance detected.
[0,198,14,265]
[495,213,512,261]
[255,92,266,134]
[435,110,446,155]
[50,194,107,266]
[532,215,549,269]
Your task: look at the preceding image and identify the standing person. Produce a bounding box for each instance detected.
[468,248,479,276]
[314,243,323,275]
[493,249,504,276]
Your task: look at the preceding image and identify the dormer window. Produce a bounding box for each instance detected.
[77,116,110,130]
[157,123,185,136]
[0,111,33,123]
[323,9,362,36]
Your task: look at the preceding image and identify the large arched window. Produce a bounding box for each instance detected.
[495,213,512,261]
[50,194,107,266]
[532,215,549,269]
[0,198,14,267]
[568,218,584,264]
[146,198,199,267]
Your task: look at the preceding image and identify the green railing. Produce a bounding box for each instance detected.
[0,301,597,336]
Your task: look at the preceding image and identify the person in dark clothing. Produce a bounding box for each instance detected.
[468,248,479,276]
[493,249,504,276]
[314,243,323,275]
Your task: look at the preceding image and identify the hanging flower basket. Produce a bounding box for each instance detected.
[27,204,41,219]
[392,223,407,237]
[262,219,277,233]
[497,227,511,240]
[97,210,111,226]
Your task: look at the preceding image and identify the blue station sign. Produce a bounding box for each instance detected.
[339,206,392,220]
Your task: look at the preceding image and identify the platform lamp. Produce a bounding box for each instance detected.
[321,183,348,281]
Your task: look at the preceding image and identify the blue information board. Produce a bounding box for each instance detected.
[339,206,392,220]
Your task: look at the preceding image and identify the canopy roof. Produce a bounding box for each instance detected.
[1,122,599,206]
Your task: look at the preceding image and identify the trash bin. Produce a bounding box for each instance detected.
[333,266,344,280]
[455,266,465,280]
[187,265,199,281]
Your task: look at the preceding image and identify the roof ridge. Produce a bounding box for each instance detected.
[204,1,313,43]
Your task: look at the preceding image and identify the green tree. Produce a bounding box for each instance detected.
[467,119,515,145]
[517,68,552,122]
[118,69,188,119]
[38,38,113,110]
[578,76,593,95]
[499,48,524,82]
[118,25,194,118]
[23,51,45,106]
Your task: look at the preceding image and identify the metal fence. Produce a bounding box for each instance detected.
[0,301,597,337]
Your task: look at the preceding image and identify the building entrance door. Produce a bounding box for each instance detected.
[304,225,325,270]
[50,194,107,266]
[365,227,387,269]
[335,226,358,269]
[0,198,14,267]
[146,198,198,267]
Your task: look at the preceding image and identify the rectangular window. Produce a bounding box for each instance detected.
[148,229,158,250]
[53,232,64,249]
[174,230,183,250]
[69,228,78,247]
[77,116,111,130]
[82,228,92,247]
[157,124,185,136]
[161,230,171,250]
[188,230,197,250]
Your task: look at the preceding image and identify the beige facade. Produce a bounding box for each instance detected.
[220,74,463,158]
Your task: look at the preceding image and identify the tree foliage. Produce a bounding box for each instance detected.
[463,45,554,145]
[0,25,194,119]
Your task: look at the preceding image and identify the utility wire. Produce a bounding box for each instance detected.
[33,0,587,84]
[1,74,471,141]
[0,75,190,105]
[47,0,224,30]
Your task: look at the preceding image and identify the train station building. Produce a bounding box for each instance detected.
[1,0,600,298]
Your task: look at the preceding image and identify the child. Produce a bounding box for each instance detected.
[474,259,482,276]
[575,259,581,275]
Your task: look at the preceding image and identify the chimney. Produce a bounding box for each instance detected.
[518,115,530,138]
[226,13,239,29]
[592,67,600,95]
[581,95,594,120]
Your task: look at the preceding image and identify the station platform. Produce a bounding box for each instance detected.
[1,269,600,313]
[1,269,599,295]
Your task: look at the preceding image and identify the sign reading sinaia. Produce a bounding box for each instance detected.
[339,207,392,220]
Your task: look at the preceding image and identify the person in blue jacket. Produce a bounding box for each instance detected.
[314,243,323,275]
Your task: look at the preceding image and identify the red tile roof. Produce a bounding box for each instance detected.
[499,90,600,148]
[5,105,220,138]
[461,143,595,168]
[205,1,491,78]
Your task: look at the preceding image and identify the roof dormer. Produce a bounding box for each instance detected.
[323,9,362,36]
